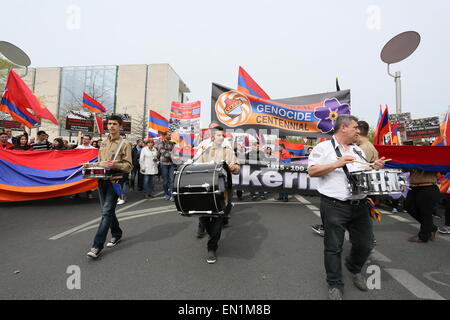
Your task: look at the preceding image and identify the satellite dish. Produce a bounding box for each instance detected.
[381,31,421,64]
[0,41,31,69]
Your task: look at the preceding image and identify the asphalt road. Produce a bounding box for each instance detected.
[1,186,449,300]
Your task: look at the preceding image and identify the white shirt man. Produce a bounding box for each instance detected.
[308,136,369,201]
[76,136,96,149]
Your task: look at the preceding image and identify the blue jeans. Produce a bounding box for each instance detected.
[161,164,176,197]
[143,174,155,196]
[278,193,288,200]
[93,180,123,250]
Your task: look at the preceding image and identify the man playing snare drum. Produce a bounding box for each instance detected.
[85,114,133,259]
[193,126,240,264]
[308,115,386,300]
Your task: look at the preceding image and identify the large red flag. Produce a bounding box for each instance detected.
[95,115,105,134]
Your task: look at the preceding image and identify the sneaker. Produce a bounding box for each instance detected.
[391,208,398,213]
[438,226,450,234]
[350,273,368,291]
[117,199,126,205]
[164,195,170,200]
[106,237,122,248]
[170,196,175,202]
[207,251,217,264]
[328,287,343,300]
[87,248,101,259]
[311,224,325,237]
[251,195,258,201]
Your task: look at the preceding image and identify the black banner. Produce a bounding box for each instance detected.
[211,83,351,138]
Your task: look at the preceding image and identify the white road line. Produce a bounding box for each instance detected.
[387,215,412,223]
[294,195,312,205]
[306,205,319,211]
[72,209,176,235]
[49,195,166,240]
[116,192,164,213]
[311,210,321,218]
[384,269,445,300]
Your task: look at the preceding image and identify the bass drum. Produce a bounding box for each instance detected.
[174,163,230,216]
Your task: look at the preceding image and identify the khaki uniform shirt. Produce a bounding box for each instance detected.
[96,135,133,173]
[358,137,378,163]
[196,145,240,175]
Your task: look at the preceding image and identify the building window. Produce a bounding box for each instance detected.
[58,65,117,136]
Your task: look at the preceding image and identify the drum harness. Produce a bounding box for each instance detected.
[331,139,369,204]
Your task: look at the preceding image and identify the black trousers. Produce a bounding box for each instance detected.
[130,164,143,190]
[444,194,450,226]
[199,216,224,252]
[198,190,232,233]
[405,185,440,241]
[320,195,373,290]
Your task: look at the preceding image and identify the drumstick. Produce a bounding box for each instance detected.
[65,165,83,181]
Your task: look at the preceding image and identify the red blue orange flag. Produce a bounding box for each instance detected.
[374,105,391,145]
[237,66,270,100]
[0,70,39,128]
[432,112,449,146]
[0,149,99,202]
[148,110,169,138]
[82,93,107,113]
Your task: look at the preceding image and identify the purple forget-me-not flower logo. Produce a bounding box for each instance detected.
[314,98,350,133]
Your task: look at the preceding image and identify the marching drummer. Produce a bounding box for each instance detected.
[307,115,386,300]
[193,126,240,264]
[84,114,133,259]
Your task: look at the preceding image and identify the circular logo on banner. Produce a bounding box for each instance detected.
[215,91,252,127]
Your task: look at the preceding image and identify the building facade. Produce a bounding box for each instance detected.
[2,63,189,142]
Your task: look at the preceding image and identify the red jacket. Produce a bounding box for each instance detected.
[0,142,13,150]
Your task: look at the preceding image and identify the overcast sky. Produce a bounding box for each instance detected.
[2,0,450,129]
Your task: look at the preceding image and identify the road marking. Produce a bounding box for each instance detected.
[387,215,411,223]
[72,208,176,235]
[423,272,450,288]
[49,196,168,240]
[116,192,164,213]
[311,210,321,218]
[294,195,312,205]
[306,205,319,211]
[384,269,445,300]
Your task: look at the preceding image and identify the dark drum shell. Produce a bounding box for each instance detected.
[174,163,229,216]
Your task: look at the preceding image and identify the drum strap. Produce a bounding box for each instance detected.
[331,139,358,192]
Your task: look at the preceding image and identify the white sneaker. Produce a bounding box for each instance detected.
[117,199,126,205]
[87,248,101,259]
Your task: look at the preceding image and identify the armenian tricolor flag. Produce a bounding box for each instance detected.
[276,140,305,156]
[148,110,169,138]
[374,105,391,145]
[82,93,107,113]
[237,66,270,99]
[432,112,449,146]
[0,149,99,202]
[0,70,39,128]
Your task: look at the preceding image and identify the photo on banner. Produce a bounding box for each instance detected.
[211,83,351,138]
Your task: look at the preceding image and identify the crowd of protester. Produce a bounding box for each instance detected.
[1,127,449,235]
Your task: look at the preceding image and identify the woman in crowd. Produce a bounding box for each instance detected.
[140,139,159,198]
[9,134,31,151]
[52,138,67,151]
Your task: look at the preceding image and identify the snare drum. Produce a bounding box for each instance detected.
[173,163,230,217]
[349,169,406,196]
[82,166,111,179]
